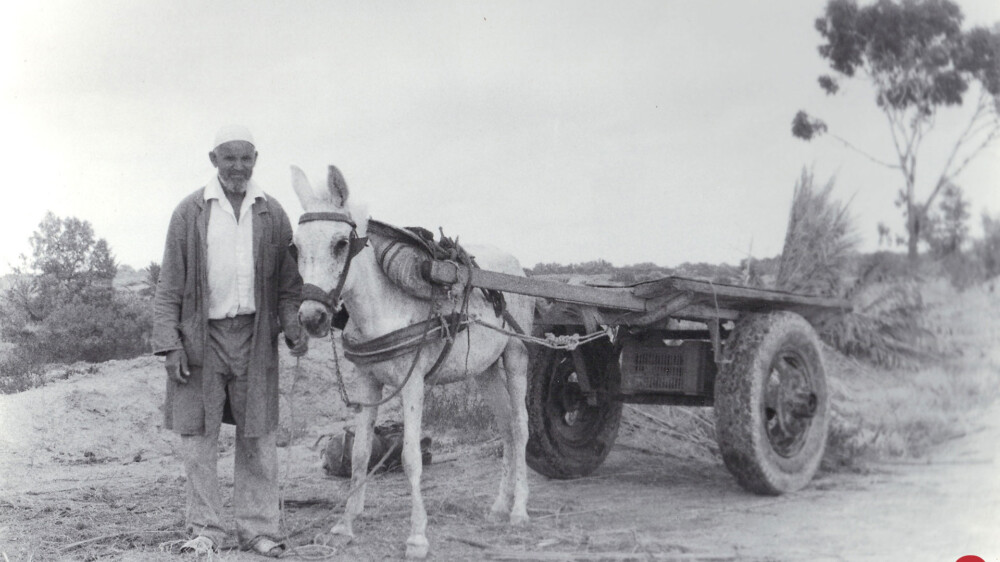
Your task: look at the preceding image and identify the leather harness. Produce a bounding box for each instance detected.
[296,212,475,378]
[297,211,527,409]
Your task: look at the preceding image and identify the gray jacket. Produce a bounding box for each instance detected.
[152,187,302,437]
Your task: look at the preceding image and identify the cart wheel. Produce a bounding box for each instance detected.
[714,311,829,495]
[526,336,622,479]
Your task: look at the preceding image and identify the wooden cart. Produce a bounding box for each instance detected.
[429,263,852,495]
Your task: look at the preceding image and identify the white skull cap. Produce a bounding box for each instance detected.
[213,125,255,149]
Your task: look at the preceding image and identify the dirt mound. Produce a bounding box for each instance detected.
[0,338,374,491]
[0,357,174,485]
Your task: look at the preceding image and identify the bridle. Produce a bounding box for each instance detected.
[296,211,369,311]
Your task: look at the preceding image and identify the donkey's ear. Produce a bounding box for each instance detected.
[327,165,349,208]
[290,165,317,208]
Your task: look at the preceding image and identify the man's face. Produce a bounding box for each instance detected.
[210,140,257,193]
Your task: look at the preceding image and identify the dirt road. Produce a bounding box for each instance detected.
[314,403,998,562]
[1,391,997,561]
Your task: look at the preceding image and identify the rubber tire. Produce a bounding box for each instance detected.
[714,311,830,495]
[526,336,622,479]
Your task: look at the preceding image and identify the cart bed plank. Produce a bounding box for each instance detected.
[428,263,851,322]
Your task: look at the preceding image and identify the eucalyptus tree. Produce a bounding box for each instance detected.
[793,0,1000,261]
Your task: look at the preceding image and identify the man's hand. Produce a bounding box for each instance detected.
[165,349,190,384]
[288,335,309,357]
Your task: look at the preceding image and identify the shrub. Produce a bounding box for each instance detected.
[921,183,971,259]
[17,292,152,365]
[609,270,637,284]
[141,261,161,297]
[974,212,1000,279]
[672,262,742,283]
[939,252,985,291]
[0,345,43,394]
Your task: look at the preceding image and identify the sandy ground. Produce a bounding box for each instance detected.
[1,281,998,561]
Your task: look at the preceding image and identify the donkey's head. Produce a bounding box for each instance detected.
[290,165,368,338]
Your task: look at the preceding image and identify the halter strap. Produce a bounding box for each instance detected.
[299,211,356,226]
[296,210,368,311]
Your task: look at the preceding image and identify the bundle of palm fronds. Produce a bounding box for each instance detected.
[774,169,933,368]
[775,168,857,297]
[819,261,936,368]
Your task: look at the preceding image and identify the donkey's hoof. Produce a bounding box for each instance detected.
[486,508,507,524]
[510,511,530,527]
[405,536,430,559]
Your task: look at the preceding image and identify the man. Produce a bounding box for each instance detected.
[152,125,306,557]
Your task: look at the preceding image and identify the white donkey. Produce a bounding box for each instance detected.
[290,165,534,559]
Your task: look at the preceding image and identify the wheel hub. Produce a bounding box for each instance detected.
[763,351,817,458]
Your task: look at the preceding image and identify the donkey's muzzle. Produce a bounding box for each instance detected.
[299,300,331,338]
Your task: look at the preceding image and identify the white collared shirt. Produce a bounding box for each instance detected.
[204,175,266,319]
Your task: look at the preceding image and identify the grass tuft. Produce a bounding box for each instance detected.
[823,348,1000,468]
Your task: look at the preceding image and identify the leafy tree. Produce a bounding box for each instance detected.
[7,212,118,320]
[792,0,1000,261]
[0,214,154,380]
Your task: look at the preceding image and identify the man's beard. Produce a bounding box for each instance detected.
[220,173,250,194]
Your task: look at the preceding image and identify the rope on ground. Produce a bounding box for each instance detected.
[286,543,341,560]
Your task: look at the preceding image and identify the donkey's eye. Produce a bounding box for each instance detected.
[333,239,349,253]
[288,243,299,262]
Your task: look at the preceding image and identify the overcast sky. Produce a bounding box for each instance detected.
[2,0,999,274]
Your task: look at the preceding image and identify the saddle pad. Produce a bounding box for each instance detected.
[367,219,507,315]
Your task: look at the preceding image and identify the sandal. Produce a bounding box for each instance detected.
[179,535,217,555]
[246,536,286,558]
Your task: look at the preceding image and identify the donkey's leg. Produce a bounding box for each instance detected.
[474,363,515,522]
[400,374,429,559]
[328,374,381,541]
[502,339,531,526]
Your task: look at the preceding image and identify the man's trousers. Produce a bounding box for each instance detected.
[179,315,280,547]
